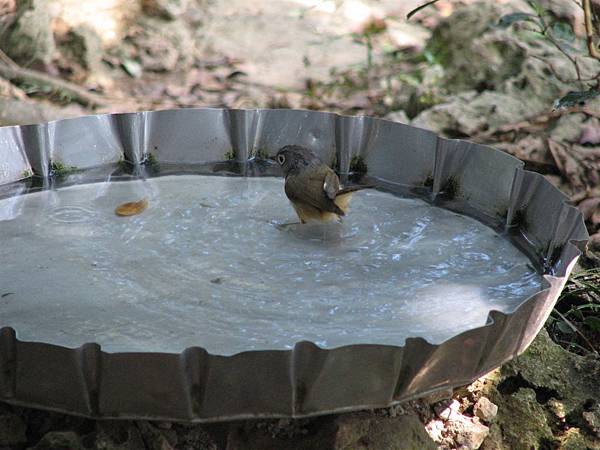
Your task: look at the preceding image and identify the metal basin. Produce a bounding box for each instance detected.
[0,108,588,422]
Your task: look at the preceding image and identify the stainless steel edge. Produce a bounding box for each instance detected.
[0,108,590,421]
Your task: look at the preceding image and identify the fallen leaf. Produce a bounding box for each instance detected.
[590,232,600,250]
[578,197,600,221]
[579,120,600,145]
[115,199,148,217]
[547,140,600,197]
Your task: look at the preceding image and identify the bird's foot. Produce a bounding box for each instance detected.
[270,221,302,230]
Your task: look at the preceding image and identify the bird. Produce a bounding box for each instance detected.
[274,145,372,224]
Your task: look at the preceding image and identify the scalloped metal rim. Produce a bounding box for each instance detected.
[0,108,589,422]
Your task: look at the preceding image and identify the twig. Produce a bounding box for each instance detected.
[583,0,600,59]
[528,54,582,84]
[0,57,106,107]
[553,309,598,354]
[0,48,18,69]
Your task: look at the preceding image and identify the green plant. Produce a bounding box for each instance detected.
[50,161,77,176]
[547,268,600,355]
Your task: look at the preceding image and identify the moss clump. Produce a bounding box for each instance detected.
[423,173,434,188]
[117,158,130,171]
[21,168,33,178]
[252,148,269,160]
[511,208,528,231]
[224,150,236,160]
[440,176,460,200]
[50,161,77,176]
[349,155,367,182]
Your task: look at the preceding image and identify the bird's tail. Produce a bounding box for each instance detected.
[336,184,375,196]
[334,184,374,214]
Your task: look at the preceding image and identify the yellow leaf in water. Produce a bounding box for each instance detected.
[115,199,148,216]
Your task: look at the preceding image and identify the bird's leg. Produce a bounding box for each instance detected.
[269,220,302,230]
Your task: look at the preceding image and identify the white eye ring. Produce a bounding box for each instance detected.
[277,154,285,165]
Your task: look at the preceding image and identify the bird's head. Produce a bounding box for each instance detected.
[273,145,321,176]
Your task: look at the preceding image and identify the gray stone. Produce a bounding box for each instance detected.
[411,91,531,136]
[550,113,587,143]
[474,397,498,423]
[56,25,104,72]
[447,415,490,450]
[134,17,194,72]
[426,2,526,94]
[482,330,600,449]
[0,0,55,67]
[384,110,410,125]
[333,413,437,450]
[29,431,83,450]
[435,399,461,421]
[94,421,147,450]
[142,0,189,20]
[0,413,27,447]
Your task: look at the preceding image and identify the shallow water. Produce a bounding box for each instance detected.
[0,175,542,355]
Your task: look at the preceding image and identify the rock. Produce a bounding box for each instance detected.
[94,421,147,450]
[0,77,27,100]
[582,402,600,437]
[173,424,217,450]
[590,232,600,251]
[578,197,600,222]
[474,397,498,423]
[481,329,600,449]
[29,431,83,450]
[435,399,461,421]
[384,110,410,125]
[135,421,176,450]
[560,428,596,450]
[224,412,436,450]
[422,0,600,118]
[447,414,490,450]
[411,91,531,136]
[56,25,104,72]
[387,21,430,51]
[550,113,587,143]
[133,17,194,72]
[426,2,526,94]
[424,419,445,443]
[0,413,27,447]
[142,0,189,20]
[0,0,55,67]
[333,413,437,450]
[495,388,556,449]
[579,118,600,145]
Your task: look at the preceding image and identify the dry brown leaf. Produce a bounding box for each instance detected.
[578,197,600,221]
[590,232,600,250]
[547,140,600,196]
[579,120,600,145]
[115,199,148,217]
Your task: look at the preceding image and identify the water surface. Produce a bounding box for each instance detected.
[0,175,542,354]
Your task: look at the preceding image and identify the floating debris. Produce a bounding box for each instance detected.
[115,199,149,216]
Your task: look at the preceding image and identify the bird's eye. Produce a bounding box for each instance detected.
[277,154,285,165]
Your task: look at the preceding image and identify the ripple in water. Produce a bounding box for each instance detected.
[47,205,98,224]
[0,175,543,355]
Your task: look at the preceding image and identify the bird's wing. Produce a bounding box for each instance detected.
[323,170,340,200]
[285,168,345,215]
